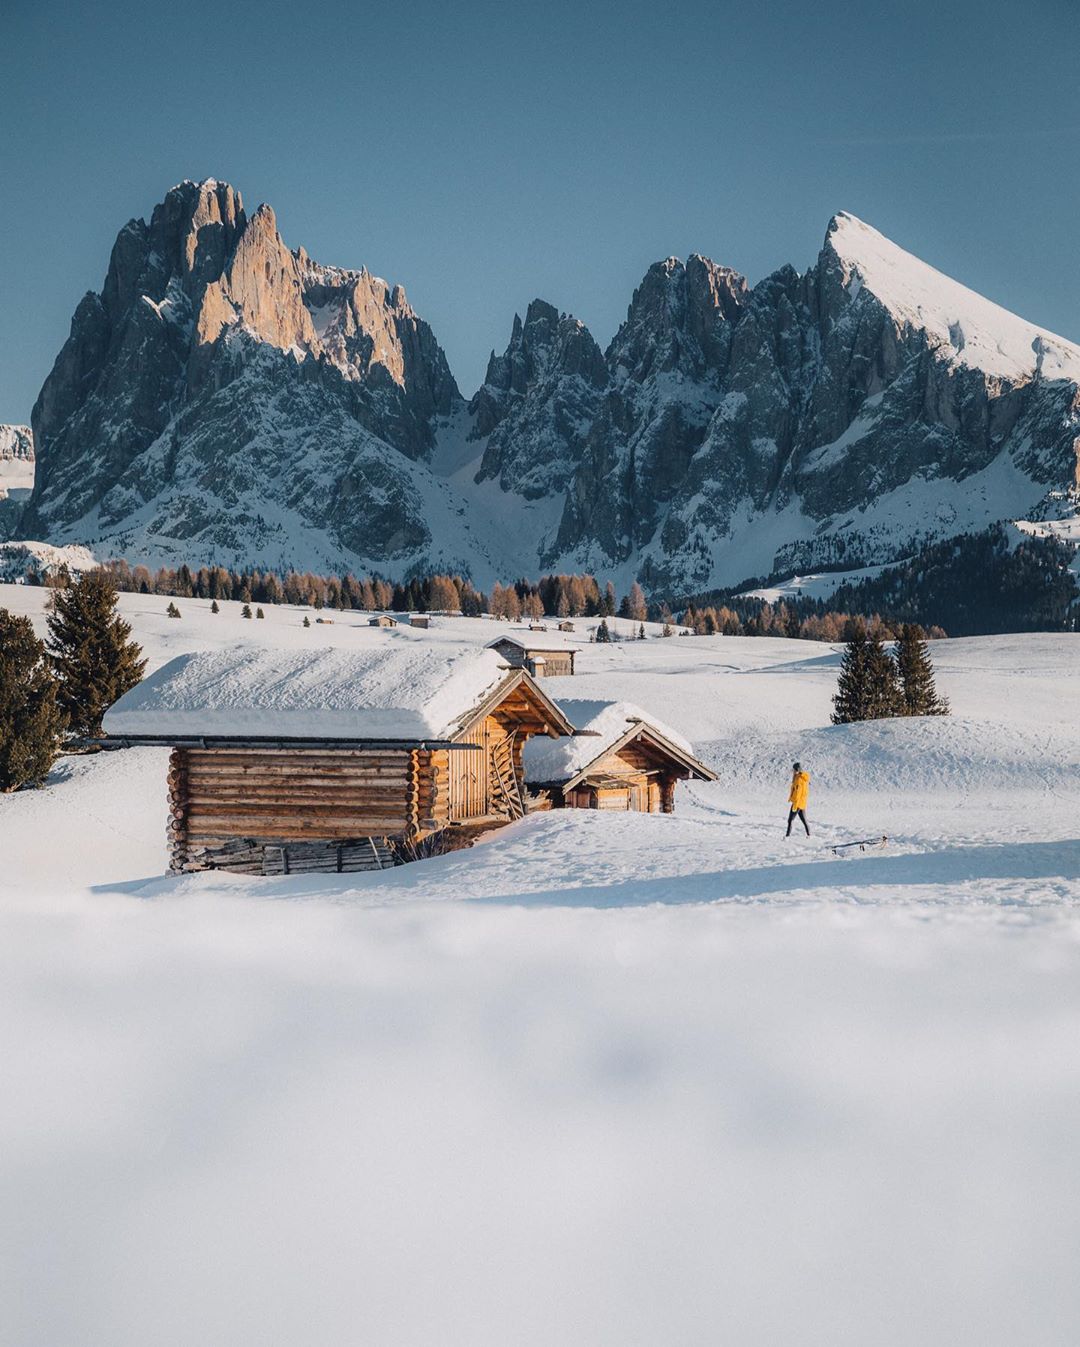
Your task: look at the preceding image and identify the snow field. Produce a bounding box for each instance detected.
[2,584,1080,1344]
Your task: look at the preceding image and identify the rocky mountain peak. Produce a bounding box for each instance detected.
[608,253,748,382]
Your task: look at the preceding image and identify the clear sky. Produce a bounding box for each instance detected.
[2,0,1078,423]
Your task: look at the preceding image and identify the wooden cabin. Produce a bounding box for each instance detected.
[557,620,575,632]
[409,615,430,629]
[524,699,714,813]
[102,646,574,876]
[488,634,577,678]
[368,614,398,627]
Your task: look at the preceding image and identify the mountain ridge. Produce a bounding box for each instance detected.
[12,181,1080,606]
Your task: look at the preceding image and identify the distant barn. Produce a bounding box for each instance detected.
[103,647,574,876]
[524,700,714,812]
[367,614,398,627]
[488,633,577,678]
[409,615,430,629]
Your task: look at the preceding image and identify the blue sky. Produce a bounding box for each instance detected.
[1,0,1078,422]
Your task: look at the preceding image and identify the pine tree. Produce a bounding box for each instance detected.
[255,607,265,619]
[831,623,870,724]
[602,582,617,617]
[302,614,311,628]
[46,571,146,738]
[166,601,182,618]
[895,624,949,716]
[0,609,65,791]
[210,599,220,614]
[638,622,646,639]
[241,604,253,619]
[595,618,611,643]
[832,622,902,724]
[865,627,902,718]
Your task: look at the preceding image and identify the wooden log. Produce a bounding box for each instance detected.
[185,799,408,819]
[186,753,412,770]
[183,787,409,806]
[185,821,408,840]
[185,770,411,788]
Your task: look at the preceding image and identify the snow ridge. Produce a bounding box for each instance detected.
[827,212,1080,383]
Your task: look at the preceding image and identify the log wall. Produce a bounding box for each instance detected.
[169,746,417,872]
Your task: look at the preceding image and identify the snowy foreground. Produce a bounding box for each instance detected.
[2,585,1080,1345]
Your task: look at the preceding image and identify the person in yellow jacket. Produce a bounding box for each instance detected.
[786,762,810,836]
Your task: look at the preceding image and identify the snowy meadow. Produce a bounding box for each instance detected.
[2,584,1079,1346]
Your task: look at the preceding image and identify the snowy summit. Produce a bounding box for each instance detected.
[827,212,1080,384]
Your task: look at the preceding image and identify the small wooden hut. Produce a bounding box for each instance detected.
[488,633,577,678]
[409,615,430,629]
[557,620,575,632]
[103,646,574,875]
[524,699,714,812]
[368,614,398,627]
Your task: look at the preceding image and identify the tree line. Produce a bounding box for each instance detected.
[25,558,940,643]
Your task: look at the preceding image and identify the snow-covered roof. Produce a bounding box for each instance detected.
[488,630,580,653]
[103,644,516,742]
[829,212,1080,384]
[523,699,704,785]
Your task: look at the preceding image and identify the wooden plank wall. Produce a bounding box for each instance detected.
[535,652,574,677]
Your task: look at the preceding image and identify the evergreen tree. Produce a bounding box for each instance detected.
[831,623,871,724]
[832,622,902,724]
[210,599,220,614]
[865,627,902,718]
[255,607,265,619]
[302,614,311,628]
[166,601,182,618]
[46,571,146,738]
[895,623,949,716]
[0,610,65,791]
[241,604,253,619]
[638,622,646,639]
[602,581,617,616]
[595,618,611,643]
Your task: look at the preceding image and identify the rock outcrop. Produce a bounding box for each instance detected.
[22,180,467,574]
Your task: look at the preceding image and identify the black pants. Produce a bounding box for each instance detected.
[786,808,809,836]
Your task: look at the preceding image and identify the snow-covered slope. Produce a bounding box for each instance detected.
[2,584,1080,1345]
[827,212,1080,383]
[2,598,1079,1347]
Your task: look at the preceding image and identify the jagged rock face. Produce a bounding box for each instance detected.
[547,216,1080,590]
[470,300,608,499]
[18,189,1080,596]
[23,179,461,568]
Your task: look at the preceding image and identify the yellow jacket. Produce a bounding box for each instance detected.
[788,770,810,810]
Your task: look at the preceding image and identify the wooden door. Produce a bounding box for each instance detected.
[449,721,490,820]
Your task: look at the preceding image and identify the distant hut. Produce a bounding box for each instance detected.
[524,700,715,812]
[409,615,430,629]
[557,620,575,632]
[368,615,398,628]
[488,633,577,678]
[103,647,574,876]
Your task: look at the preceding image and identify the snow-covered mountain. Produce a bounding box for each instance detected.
[17,183,1080,601]
[0,423,34,538]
